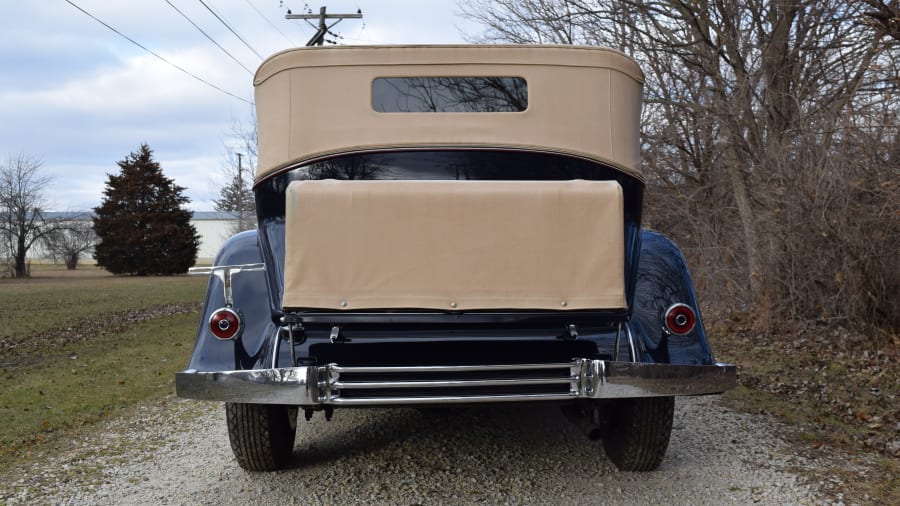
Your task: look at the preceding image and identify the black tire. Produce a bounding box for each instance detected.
[602,396,674,471]
[226,403,297,471]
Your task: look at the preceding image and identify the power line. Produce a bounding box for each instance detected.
[163,0,254,76]
[64,0,252,105]
[243,0,297,46]
[197,0,264,60]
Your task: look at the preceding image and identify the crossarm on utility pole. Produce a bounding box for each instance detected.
[286,6,362,46]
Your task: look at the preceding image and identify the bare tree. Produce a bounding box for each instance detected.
[42,216,97,270]
[860,0,900,42]
[215,155,255,234]
[0,153,60,278]
[460,0,898,328]
[216,116,257,234]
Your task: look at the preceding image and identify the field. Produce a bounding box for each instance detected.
[0,264,207,467]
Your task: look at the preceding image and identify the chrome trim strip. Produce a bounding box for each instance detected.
[329,363,570,374]
[625,322,637,362]
[614,322,622,361]
[176,360,736,405]
[271,328,281,369]
[329,393,576,405]
[332,377,572,389]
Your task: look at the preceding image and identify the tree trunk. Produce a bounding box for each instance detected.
[14,233,28,278]
[724,148,765,302]
[66,252,79,270]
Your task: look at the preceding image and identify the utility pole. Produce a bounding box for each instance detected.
[236,153,243,227]
[286,6,362,46]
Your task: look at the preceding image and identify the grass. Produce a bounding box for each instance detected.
[0,265,207,469]
[0,264,206,340]
[0,313,199,461]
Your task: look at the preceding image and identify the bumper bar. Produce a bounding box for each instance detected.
[176,360,736,406]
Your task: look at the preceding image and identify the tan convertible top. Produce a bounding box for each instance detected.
[254,45,644,182]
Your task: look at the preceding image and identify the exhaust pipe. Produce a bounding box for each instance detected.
[561,405,605,441]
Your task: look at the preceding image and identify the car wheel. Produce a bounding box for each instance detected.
[602,396,674,471]
[226,403,298,471]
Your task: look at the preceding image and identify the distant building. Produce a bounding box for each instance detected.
[191,212,242,262]
[28,211,241,265]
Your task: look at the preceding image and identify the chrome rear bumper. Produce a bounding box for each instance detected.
[176,360,736,406]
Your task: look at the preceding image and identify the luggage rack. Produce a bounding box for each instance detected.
[320,362,578,405]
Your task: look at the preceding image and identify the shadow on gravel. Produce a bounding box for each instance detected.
[284,404,605,472]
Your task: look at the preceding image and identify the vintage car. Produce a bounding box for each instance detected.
[176,45,736,472]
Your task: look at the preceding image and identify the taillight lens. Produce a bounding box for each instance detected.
[664,303,696,335]
[209,308,242,340]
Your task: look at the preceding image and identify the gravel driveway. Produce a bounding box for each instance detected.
[3,396,821,505]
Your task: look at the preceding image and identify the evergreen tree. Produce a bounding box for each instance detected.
[93,144,199,275]
[213,164,255,233]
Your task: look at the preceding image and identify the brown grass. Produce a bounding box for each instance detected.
[708,310,899,503]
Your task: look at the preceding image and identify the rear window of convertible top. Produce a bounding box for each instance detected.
[372,76,527,113]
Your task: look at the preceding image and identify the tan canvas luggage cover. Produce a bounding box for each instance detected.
[283,180,625,311]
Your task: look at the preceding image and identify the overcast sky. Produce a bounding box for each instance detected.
[0,1,479,211]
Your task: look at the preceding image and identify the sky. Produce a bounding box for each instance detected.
[0,1,480,211]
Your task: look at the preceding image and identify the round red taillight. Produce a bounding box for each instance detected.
[209,308,242,340]
[664,303,696,335]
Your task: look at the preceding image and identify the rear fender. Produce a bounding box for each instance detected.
[186,230,278,372]
[631,230,715,365]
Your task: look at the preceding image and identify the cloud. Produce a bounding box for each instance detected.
[1,0,473,212]
[0,41,254,211]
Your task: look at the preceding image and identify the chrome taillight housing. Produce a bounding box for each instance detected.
[209,307,242,340]
[663,303,696,335]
